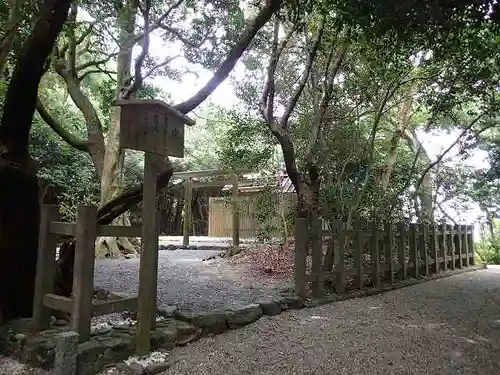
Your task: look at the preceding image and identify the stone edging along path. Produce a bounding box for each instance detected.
[1,264,486,375]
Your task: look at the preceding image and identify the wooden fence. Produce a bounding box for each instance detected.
[208,193,296,238]
[295,218,476,298]
[33,205,139,343]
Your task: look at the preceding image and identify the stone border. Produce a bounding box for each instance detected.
[1,264,486,375]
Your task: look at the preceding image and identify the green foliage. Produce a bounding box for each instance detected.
[30,120,99,221]
[213,109,275,171]
[253,185,280,242]
[476,239,500,265]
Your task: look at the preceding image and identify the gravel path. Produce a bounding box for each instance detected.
[162,268,500,375]
[94,250,289,312]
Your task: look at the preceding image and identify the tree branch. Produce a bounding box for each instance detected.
[174,0,283,114]
[122,0,151,99]
[75,53,119,73]
[134,0,185,43]
[78,68,117,81]
[35,97,90,152]
[279,15,325,129]
[0,0,73,157]
[259,18,297,125]
[414,112,491,192]
[157,24,209,48]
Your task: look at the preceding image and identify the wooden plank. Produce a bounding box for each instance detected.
[71,206,98,342]
[430,224,439,273]
[397,223,407,280]
[50,221,76,236]
[354,221,363,289]
[419,224,429,276]
[311,218,325,298]
[33,205,61,332]
[172,168,253,180]
[182,178,193,247]
[409,224,419,278]
[386,224,395,284]
[43,294,73,313]
[97,225,142,238]
[117,100,194,157]
[231,174,240,247]
[372,224,381,288]
[456,224,463,268]
[335,222,346,294]
[192,179,233,189]
[92,297,138,316]
[136,152,161,354]
[463,225,470,267]
[449,224,456,270]
[294,218,308,298]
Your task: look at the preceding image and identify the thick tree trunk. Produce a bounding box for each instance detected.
[97,1,139,257]
[0,0,72,323]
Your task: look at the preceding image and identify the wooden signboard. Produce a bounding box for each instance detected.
[116,99,195,157]
[113,99,195,354]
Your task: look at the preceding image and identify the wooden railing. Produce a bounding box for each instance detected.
[32,205,139,342]
[294,218,475,298]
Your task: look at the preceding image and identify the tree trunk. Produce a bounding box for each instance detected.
[0,0,72,323]
[0,0,22,77]
[379,87,415,191]
[97,2,139,257]
[402,128,434,222]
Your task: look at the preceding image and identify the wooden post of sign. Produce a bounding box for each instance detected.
[136,152,160,354]
[183,178,193,247]
[231,174,240,247]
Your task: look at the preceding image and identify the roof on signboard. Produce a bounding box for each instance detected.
[114,99,196,126]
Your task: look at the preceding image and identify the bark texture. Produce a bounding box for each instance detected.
[0,0,72,323]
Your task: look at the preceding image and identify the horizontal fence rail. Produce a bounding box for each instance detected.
[295,219,475,298]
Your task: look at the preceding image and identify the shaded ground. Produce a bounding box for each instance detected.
[162,267,500,375]
[94,248,291,312]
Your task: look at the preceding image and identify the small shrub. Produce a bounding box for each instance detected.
[476,239,500,264]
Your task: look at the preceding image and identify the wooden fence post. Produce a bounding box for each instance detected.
[354,221,363,289]
[449,225,456,270]
[32,205,60,332]
[469,225,475,265]
[182,178,193,247]
[385,223,395,284]
[419,223,429,277]
[372,223,381,288]
[463,224,470,267]
[231,174,240,247]
[409,224,419,278]
[398,223,407,280]
[294,218,308,298]
[335,222,346,294]
[430,224,439,274]
[71,205,98,342]
[311,218,324,298]
[456,224,463,268]
[440,223,447,272]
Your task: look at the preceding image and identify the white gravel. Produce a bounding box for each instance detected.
[160,268,500,375]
